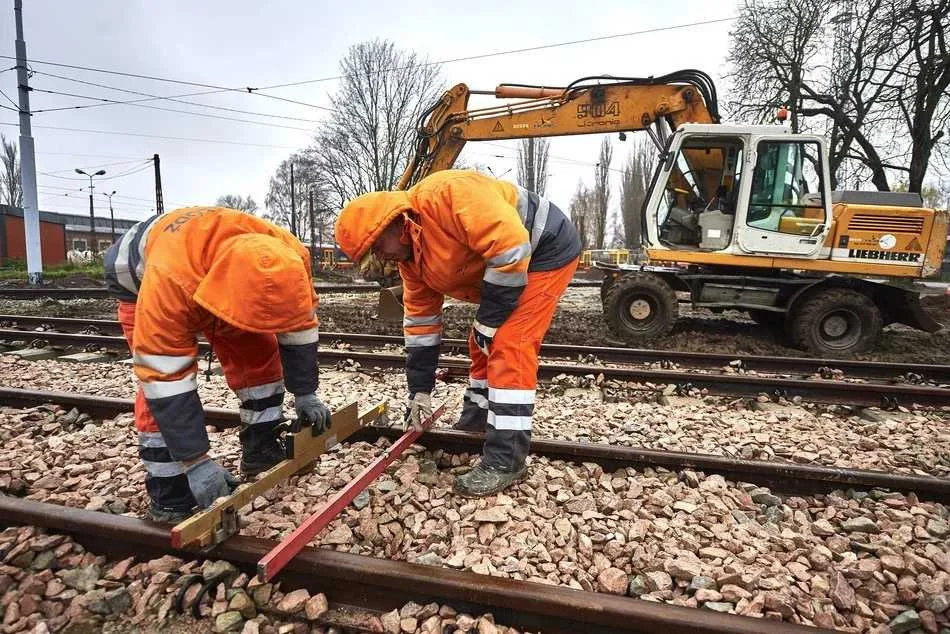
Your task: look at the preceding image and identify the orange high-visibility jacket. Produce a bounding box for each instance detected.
[336,170,580,395]
[104,207,319,461]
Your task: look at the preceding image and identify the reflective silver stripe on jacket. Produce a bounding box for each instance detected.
[141,460,185,477]
[405,333,441,347]
[403,313,443,327]
[277,327,319,346]
[112,225,143,295]
[142,373,198,399]
[240,405,284,426]
[133,352,195,375]
[235,380,284,403]
[137,431,167,448]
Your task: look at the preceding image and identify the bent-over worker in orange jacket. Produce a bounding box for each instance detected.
[336,170,581,497]
[104,207,331,522]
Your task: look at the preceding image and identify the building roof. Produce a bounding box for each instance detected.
[0,204,142,229]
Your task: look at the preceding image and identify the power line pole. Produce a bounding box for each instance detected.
[103,190,116,242]
[289,163,297,238]
[308,188,315,269]
[13,0,42,284]
[152,154,164,214]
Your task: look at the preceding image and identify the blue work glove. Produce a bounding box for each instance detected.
[184,458,238,509]
[472,321,496,357]
[293,393,331,433]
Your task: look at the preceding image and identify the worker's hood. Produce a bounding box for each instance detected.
[193,234,314,334]
[335,190,412,263]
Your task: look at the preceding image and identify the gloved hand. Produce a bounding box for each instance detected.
[293,393,331,433]
[472,321,496,357]
[405,392,433,432]
[184,458,238,509]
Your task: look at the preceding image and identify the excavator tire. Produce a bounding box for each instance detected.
[788,288,882,357]
[603,272,677,341]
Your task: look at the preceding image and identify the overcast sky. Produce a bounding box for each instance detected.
[0,0,736,224]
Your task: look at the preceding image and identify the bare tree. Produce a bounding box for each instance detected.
[619,139,655,249]
[569,181,595,250]
[216,194,258,214]
[592,138,613,249]
[726,0,950,192]
[516,138,550,196]
[264,150,329,240]
[313,40,443,203]
[0,134,21,207]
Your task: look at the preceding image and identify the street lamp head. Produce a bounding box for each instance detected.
[74,168,86,176]
[110,190,116,195]
[94,169,106,176]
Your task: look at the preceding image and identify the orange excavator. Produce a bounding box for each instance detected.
[382,70,947,356]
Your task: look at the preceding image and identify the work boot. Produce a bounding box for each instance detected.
[452,400,488,433]
[239,422,285,478]
[147,503,194,524]
[454,463,527,498]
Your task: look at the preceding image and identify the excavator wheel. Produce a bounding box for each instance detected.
[788,288,882,357]
[603,272,678,341]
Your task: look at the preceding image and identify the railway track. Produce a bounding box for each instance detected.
[0,280,603,300]
[0,389,942,632]
[2,314,947,382]
[1,318,949,407]
[1,386,947,503]
[0,497,820,634]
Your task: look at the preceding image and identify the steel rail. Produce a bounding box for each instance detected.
[1,329,947,407]
[2,314,947,382]
[0,281,602,300]
[1,387,947,503]
[0,497,823,634]
[0,284,384,299]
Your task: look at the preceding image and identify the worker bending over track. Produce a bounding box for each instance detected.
[336,170,581,496]
[104,207,331,522]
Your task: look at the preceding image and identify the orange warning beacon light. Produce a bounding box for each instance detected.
[777,105,789,123]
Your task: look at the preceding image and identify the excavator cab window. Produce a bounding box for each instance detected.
[747,141,825,236]
[657,135,743,250]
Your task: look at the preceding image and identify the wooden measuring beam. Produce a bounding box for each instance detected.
[171,400,388,550]
[257,400,449,581]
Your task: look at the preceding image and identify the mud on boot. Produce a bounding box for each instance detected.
[454,463,527,497]
[239,422,286,477]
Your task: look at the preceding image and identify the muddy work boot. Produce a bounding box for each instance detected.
[454,463,527,498]
[239,422,286,478]
[452,400,488,433]
[147,503,194,524]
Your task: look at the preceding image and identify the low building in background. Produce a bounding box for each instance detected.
[0,204,141,266]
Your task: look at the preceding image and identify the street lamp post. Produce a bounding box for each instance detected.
[102,190,117,243]
[75,168,106,252]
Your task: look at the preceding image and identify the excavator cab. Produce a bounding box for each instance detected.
[643,124,832,259]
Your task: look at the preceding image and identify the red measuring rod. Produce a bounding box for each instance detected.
[256,401,448,581]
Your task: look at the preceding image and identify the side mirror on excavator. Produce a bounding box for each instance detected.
[378,285,405,322]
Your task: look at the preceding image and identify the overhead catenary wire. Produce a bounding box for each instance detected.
[0,54,332,112]
[29,70,325,122]
[0,16,734,112]
[0,121,299,149]
[42,158,151,175]
[29,86,315,131]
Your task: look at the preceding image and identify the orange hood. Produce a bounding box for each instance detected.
[335,190,412,262]
[193,234,314,334]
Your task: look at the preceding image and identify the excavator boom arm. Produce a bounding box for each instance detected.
[398,70,720,189]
